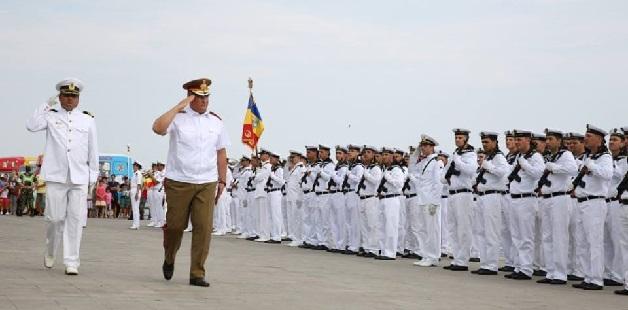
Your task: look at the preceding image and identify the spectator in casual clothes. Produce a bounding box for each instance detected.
[108,175,120,218]
[35,168,46,216]
[0,175,9,215]
[105,187,112,218]
[95,178,107,218]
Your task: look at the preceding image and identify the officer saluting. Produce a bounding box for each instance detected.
[152,78,230,287]
[26,78,99,275]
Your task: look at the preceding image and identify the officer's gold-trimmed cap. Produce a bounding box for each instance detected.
[182,78,211,96]
[56,78,84,95]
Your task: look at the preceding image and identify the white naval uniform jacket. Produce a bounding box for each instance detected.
[330,162,348,192]
[440,145,478,190]
[574,150,613,198]
[314,159,336,193]
[346,162,365,192]
[301,162,317,193]
[539,150,578,195]
[359,164,383,196]
[26,103,98,185]
[509,150,545,194]
[410,154,443,205]
[267,166,285,190]
[476,151,510,192]
[286,163,305,202]
[608,154,628,198]
[380,165,405,196]
[253,161,272,198]
[236,166,253,200]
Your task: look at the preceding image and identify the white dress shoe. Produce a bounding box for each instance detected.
[146,222,155,227]
[65,266,79,275]
[413,260,437,267]
[44,255,54,268]
[237,234,249,239]
[184,228,192,232]
[129,226,139,230]
[254,238,270,242]
[287,241,301,247]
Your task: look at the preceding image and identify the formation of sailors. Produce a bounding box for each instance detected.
[211,124,628,295]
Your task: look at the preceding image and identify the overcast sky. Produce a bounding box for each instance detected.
[1,1,627,165]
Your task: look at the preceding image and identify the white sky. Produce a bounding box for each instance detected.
[1,0,627,165]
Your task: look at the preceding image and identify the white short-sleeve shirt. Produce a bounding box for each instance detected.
[165,106,230,184]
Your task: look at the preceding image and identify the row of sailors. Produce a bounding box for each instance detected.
[212,124,628,295]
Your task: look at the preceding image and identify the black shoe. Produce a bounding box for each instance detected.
[189,277,210,287]
[471,269,480,274]
[582,283,603,290]
[449,265,469,271]
[282,237,292,242]
[298,243,312,249]
[614,289,628,295]
[375,255,395,260]
[162,261,174,280]
[396,252,404,257]
[448,255,454,259]
[532,269,547,277]
[246,236,259,241]
[572,281,588,289]
[364,252,377,258]
[536,278,553,284]
[550,279,567,285]
[513,272,532,280]
[567,274,584,281]
[504,272,518,279]
[342,250,356,255]
[498,266,515,272]
[477,269,498,275]
[402,253,421,259]
[604,279,623,286]
[356,251,365,257]
[469,257,480,263]
[264,240,281,244]
[443,265,452,270]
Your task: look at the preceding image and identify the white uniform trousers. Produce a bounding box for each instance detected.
[419,204,441,264]
[440,196,451,255]
[405,197,422,256]
[619,202,628,290]
[146,190,155,224]
[534,200,545,271]
[470,197,482,259]
[281,196,288,238]
[303,193,318,245]
[540,195,570,281]
[361,196,380,254]
[268,191,283,241]
[448,192,473,267]
[45,181,87,268]
[501,194,516,268]
[244,194,257,237]
[150,189,165,226]
[604,200,624,283]
[329,192,346,250]
[378,196,400,258]
[257,196,271,240]
[397,196,407,253]
[316,193,331,247]
[511,196,537,276]
[477,193,502,272]
[286,199,303,243]
[575,198,607,286]
[568,198,584,277]
[130,188,141,228]
[231,196,241,233]
[345,192,361,252]
[214,192,230,233]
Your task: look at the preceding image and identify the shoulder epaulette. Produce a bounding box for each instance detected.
[209,111,222,120]
[82,111,94,118]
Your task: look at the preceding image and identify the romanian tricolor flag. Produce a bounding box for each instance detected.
[241,94,264,150]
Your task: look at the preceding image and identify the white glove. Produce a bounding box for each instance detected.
[481,160,493,171]
[47,95,59,107]
[545,162,557,172]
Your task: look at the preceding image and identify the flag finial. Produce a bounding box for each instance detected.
[248,77,253,91]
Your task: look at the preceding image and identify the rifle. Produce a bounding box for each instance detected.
[376,175,387,196]
[572,166,588,189]
[537,170,551,192]
[402,177,410,192]
[444,161,460,185]
[617,171,628,199]
[356,175,366,196]
[341,175,349,191]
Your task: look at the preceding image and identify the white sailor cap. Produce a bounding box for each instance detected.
[362,145,378,152]
[318,144,331,151]
[420,134,439,146]
[437,150,449,158]
[270,152,280,158]
[56,78,84,95]
[394,148,405,155]
[622,126,628,135]
[305,145,318,151]
[532,132,546,140]
[609,128,625,138]
[504,130,514,137]
[586,124,608,137]
[479,131,499,140]
[512,129,532,138]
[335,145,348,152]
[565,132,585,140]
[347,144,362,151]
[240,156,250,161]
[544,128,564,138]
[258,148,271,155]
[452,128,470,136]
[289,150,301,155]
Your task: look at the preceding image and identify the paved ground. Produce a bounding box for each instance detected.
[0,216,626,310]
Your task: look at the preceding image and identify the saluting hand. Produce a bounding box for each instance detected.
[176,95,195,112]
[47,95,59,107]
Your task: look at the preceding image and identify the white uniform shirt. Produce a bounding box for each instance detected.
[509,151,545,194]
[540,150,578,194]
[330,162,348,191]
[130,170,143,191]
[441,146,478,190]
[410,154,443,205]
[268,166,285,190]
[164,106,230,184]
[301,162,317,193]
[236,166,253,199]
[381,165,406,196]
[314,159,336,192]
[152,170,166,191]
[346,162,365,191]
[359,164,382,196]
[608,155,628,198]
[26,103,99,185]
[253,161,271,198]
[286,163,305,202]
[476,151,510,192]
[574,151,613,198]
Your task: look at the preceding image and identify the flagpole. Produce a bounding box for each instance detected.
[248,77,258,157]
